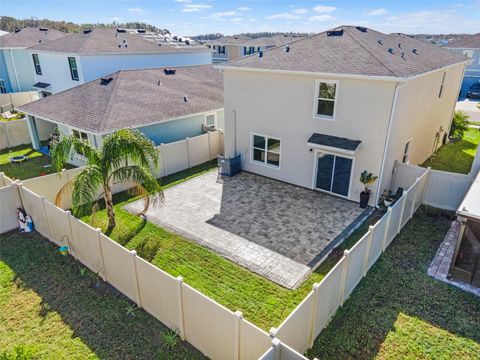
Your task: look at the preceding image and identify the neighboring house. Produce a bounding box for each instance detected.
[25,28,213,95]
[206,34,302,63]
[446,33,480,97]
[219,26,469,206]
[0,27,68,93]
[18,65,223,165]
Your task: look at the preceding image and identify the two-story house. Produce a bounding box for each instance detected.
[0,27,68,93]
[26,28,213,95]
[446,33,480,98]
[207,34,300,63]
[220,26,468,206]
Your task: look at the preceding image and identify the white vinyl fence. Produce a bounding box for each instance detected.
[0,117,56,150]
[0,180,279,360]
[20,130,224,210]
[271,170,430,355]
[391,161,473,211]
[0,91,39,110]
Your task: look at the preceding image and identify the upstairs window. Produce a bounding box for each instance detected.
[218,46,226,55]
[72,129,89,155]
[32,54,42,75]
[438,72,446,98]
[205,113,216,128]
[0,80,6,94]
[315,80,337,118]
[252,133,281,168]
[68,57,79,81]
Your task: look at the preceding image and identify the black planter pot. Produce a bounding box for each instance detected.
[360,191,370,208]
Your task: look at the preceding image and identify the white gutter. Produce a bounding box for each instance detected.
[374,80,408,206]
[217,60,471,83]
[9,49,22,92]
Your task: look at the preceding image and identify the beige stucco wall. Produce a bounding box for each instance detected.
[379,63,465,196]
[223,69,397,204]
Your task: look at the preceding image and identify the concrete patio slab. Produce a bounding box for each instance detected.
[125,171,368,288]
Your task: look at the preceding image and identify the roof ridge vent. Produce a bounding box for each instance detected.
[356,26,367,33]
[388,48,394,54]
[100,77,113,85]
[83,29,92,34]
[412,48,418,55]
[164,68,176,75]
[327,29,343,36]
[377,39,383,45]
[116,28,127,33]
[137,28,146,33]
[39,27,48,32]
[284,45,290,53]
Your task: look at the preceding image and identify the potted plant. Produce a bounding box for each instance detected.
[359,170,378,208]
[382,189,394,207]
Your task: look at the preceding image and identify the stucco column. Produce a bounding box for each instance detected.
[26,115,41,150]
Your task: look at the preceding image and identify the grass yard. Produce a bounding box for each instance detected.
[82,161,382,330]
[0,231,206,359]
[0,144,74,180]
[422,128,480,174]
[308,207,480,360]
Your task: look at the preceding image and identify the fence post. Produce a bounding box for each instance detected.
[65,211,78,259]
[186,137,191,168]
[421,167,431,203]
[40,196,53,241]
[271,338,281,360]
[95,228,107,281]
[176,276,186,340]
[233,310,242,360]
[382,207,392,252]
[2,122,11,149]
[363,226,374,276]
[308,283,320,348]
[398,191,408,234]
[15,180,26,209]
[339,250,350,306]
[129,250,142,308]
[0,172,4,187]
[410,178,420,219]
[207,131,213,160]
[160,143,168,176]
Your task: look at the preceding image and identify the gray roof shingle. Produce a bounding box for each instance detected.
[28,28,210,54]
[308,133,361,152]
[0,27,68,49]
[18,65,223,134]
[220,26,469,78]
[207,34,305,47]
[447,33,480,49]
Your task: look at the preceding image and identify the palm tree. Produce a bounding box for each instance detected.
[51,128,162,230]
[450,110,470,139]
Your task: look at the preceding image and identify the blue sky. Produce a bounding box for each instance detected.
[1,0,479,36]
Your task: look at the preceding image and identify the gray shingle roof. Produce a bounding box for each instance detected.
[207,34,305,47]
[18,65,223,134]
[28,28,210,54]
[447,33,480,49]
[0,27,68,49]
[307,133,361,152]
[221,26,469,78]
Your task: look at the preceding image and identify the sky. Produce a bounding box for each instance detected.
[1,0,480,36]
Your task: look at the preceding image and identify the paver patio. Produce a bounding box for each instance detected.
[125,171,369,288]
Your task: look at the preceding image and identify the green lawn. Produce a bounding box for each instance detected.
[82,161,380,330]
[0,231,206,359]
[308,207,480,360]
[0,144,74,180]
[422,128,480,174]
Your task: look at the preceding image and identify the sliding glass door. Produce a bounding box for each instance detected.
[315,152,353,197]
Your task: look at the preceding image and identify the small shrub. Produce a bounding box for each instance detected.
[125,303,137,317]
[450,110,469,139]
[161,329,180,350]
[0,345,36,360]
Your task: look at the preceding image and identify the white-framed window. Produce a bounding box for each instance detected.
[314,80,337,119]
[0,80,6,94]
[71,128,89,156]
[251,133,281,168]
[438,72,446,98]
[402,138,412,163]
[205,113,216,128]
[68,57,79,81]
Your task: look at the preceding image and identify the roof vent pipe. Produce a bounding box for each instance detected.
[412,48,418,55]
[184,96,188,102]
[377,39,383,45]
[388,48,394,54]
[284,45,290,53]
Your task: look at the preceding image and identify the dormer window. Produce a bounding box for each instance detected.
[315,80,337,119]
[32,54,42,75]
[68,57,79,81]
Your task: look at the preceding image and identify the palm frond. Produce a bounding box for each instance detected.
[101,129,159,173]
[71,165,104,217]
[51,134,101,171]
